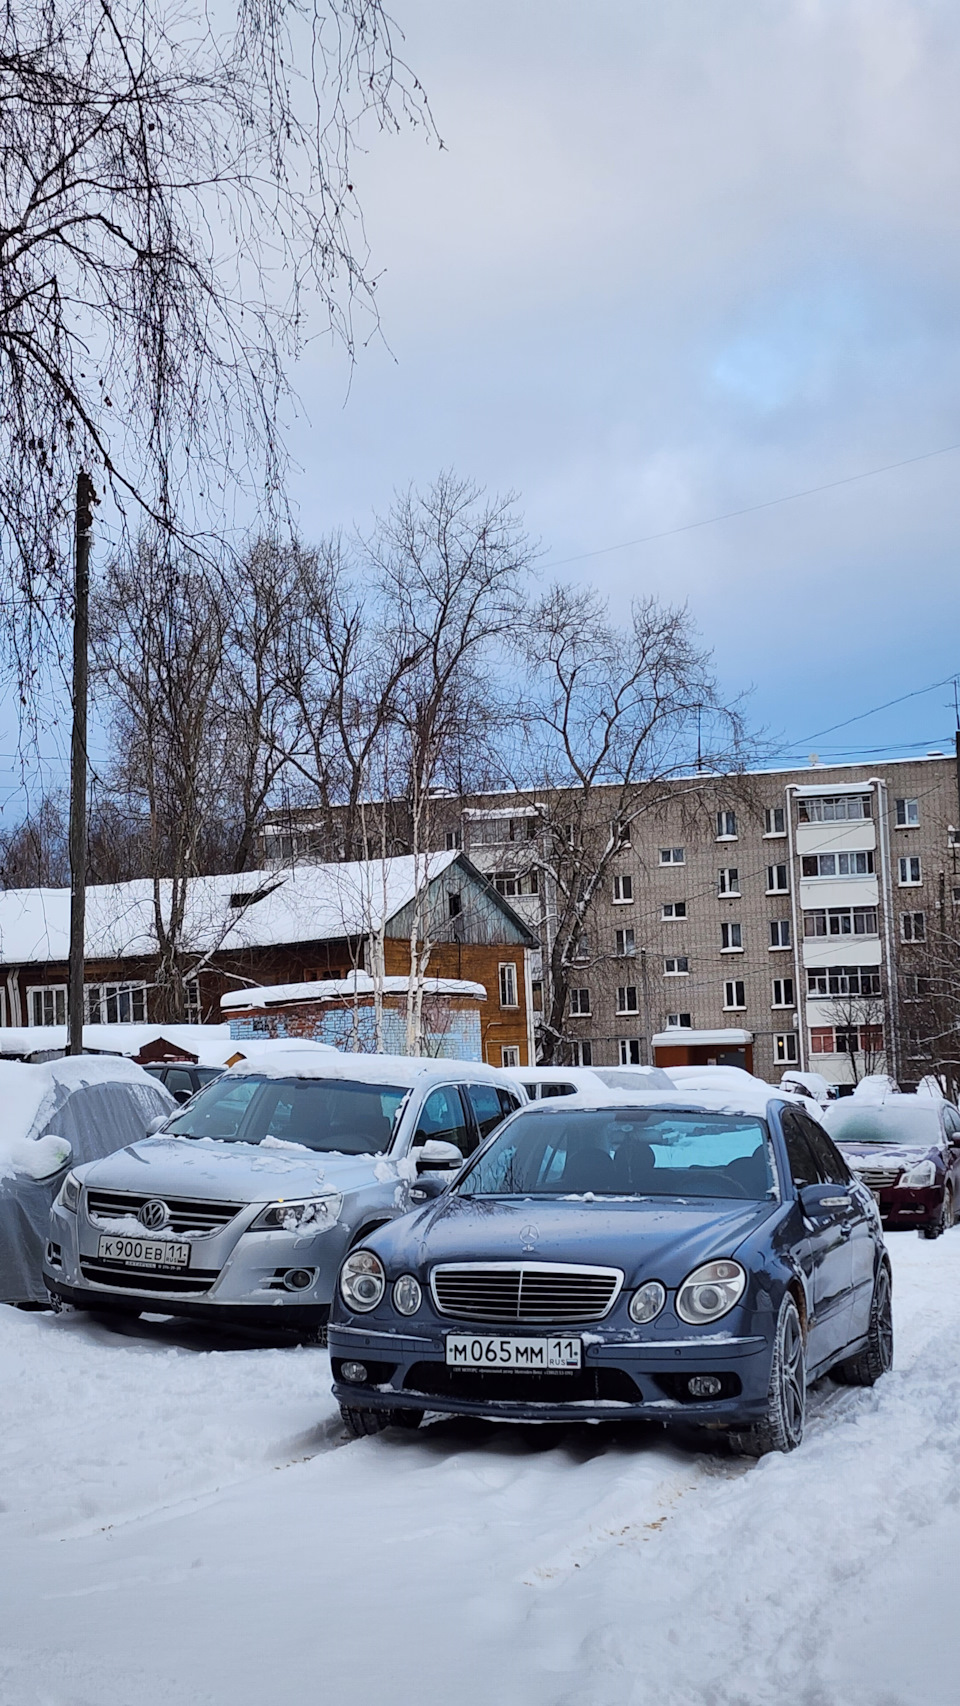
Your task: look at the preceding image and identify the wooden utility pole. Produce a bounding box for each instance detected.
[67,471,96,1055]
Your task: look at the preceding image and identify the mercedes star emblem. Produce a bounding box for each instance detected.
[138,1198,170,1231]
[520,1224,540,1251]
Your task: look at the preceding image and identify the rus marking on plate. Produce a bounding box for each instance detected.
[520,1225,540,1251]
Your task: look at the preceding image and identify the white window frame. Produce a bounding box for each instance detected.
[763,806,786,837]
[615,928,637,958]
[612,874,634,904]
[661,901,687,920]
[665,1012,692,1028]
[801,851,874,879]
[717,867,740,896]
[716,810,738,841]
[569,987,591,1016]
[723,979,746,1010]
[501,1045,521,1068]
[618,1038,642,1066]
[659,847,685,865]
[184,978,201,1025]
[771,978,795,1008]
[27,984,67,1027]
[664,956,689,976]
[775,1033,799,1064]
[769,919,791,950]
[895,798,919,828]
[720,922,743,953]
[571,1040,592,1067]
[444,828,463,850]
[898,856,922,887]
[616,985,639,1015]
[83,981,148,1025]
[900,911,926,943]
[766,864,789,894]
[498,962,519,1008]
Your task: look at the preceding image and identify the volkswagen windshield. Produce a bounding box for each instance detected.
[164,1074,407,1155]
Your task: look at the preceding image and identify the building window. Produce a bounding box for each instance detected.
[28,985,67,1027]
[84,982,148,1024]
[810,1027,834,1055]
[771,978,795,1008]
[531,979,543,1013]
[764,807,786,836]
[612,874,634,904]
[803,906,878,938]
[664,956,689,975]
[611,819,632,847]
[615,928,637,957]
[895,798,919,827]
[766,864,789,893]
[498,963,519,1008]
[898,856,922,886]
[448,890,462,918]
[501,1046,521,1068]
[798,794,871,823]
[616,986,639,1014]
[618,1039,642,1065]
[571,933,590,962]
[666,1012,692,1028]
[716,810,738,840]
[806,965,882,998]
[901,911,926,942]
[801,851,874,878]
[775,1033,799,1064]
[494,871,519,897]
[723,980,746,1010]
[572,1040,593,1066]
[569,988,591,1016]
[662,901,687,919]
[444,828,463,850]
[769,919,791,949]
[184,979,201,1024]
[659,846,685,865]
[720,921,743,952]
[718,867,740,896]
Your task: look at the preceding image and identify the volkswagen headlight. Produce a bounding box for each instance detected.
[251,1193,342,1232]
[339,1249,386,1313]
[676,1260,746,1325]
[896,1160,937,1189]
[628,1280,666,1324]
[393,1274,422,1316]
[56,1171,81,1213]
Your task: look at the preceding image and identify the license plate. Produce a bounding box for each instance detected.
[445,1334,581,1371]
[97,1234,190,1269]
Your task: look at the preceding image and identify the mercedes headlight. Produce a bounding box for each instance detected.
[340,1249,386,1313]
[56,1171,81,1213]
[251,1193,342,1232]
[676,1260,746,1325]
[628,1281,666,1324]
[896,1160,936,1189]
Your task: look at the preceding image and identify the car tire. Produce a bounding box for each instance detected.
[340,1404,423,1438]
[729,1295,805,1458]
[299,1324,328,1347]
[833,1263,893,1387]
[921,1195,948,1239]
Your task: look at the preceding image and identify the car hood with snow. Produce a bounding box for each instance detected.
[74,1135,398,1204]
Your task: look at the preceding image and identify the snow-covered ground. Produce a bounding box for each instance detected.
[2,1232,959,1706]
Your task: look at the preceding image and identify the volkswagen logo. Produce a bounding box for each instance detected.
[138,1199,170,1231]
[520,1224,540,1252]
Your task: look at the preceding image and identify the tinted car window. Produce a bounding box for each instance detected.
[166,1074,407,1154]
[413,1086,470,1153]
[797,1112,850,1185]
[166,1068,196,1099]
[497,1088,522,1117]
[464,1082,506,1144]
[780,1108,821,1188]
[457,1107,775,1200]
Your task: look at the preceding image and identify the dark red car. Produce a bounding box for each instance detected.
[823,1093,960,1239]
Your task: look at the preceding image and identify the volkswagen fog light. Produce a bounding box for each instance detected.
[676,1260,746,1325]
[628,1281,666,1324]
[339,1249,386,1313]
[393,1274,422,1316]
[341,1361,368,1384]
[896,1160,936,1189]
[251,1193,342,1232]
[56,1172,81,1213]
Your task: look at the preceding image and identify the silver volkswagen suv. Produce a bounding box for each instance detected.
[45,1051,525,1336]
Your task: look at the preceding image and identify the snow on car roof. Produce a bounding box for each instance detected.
[0,1055,166,1181]
[507,1083,785,1121]
[225,1050,518,1090]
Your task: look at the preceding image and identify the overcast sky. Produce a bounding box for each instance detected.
[285,0,960,767]
[5,0,960,821]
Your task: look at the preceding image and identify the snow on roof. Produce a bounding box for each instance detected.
[0,854,461,967]
[225,1050,511,1088]
[515,1083,783,1121]
[0,1023,232,1061]
[221,971,487,1012]
[0,1055,161,1181]
[652,1029,753,1047]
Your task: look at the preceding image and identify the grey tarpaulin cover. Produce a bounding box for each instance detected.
[0,1056,174,1303]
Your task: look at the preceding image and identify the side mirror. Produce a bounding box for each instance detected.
[145,1114,170,1136]
[29,1134,72,1180]
[410,1174,448,1203]
[415,1139,463,1173]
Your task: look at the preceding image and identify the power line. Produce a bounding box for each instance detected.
[542,440,960,571]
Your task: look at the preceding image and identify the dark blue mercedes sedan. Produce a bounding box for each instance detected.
[328,1090,892,1455]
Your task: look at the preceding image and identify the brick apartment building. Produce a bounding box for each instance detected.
[264,752,960,1088]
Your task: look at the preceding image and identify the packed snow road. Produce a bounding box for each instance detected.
[2,1232,959,1706]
